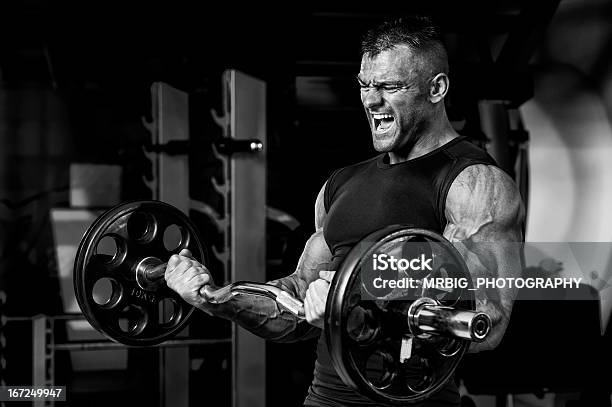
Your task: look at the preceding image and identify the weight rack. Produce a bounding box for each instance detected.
[2,313,230,407]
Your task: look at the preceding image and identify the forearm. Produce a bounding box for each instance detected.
[201,223,331,342]
[452,241,520,353]
[468,293,514,352]
[199,274,319,343]
[466,245,520,353]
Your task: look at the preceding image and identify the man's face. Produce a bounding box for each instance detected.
[358,45,431,153]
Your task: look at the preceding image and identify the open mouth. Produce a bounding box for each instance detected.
[372,113,395,133]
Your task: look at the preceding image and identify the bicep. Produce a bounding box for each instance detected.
[444,164,524,278]
[444,165,524,243]
[269,182,333,300]
[298,181,333,288]
[314,181,328,230]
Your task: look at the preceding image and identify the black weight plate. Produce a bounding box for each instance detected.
[325,226,474,405]
[74,200,207,346]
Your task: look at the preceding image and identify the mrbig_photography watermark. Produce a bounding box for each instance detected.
[359,240,600,301]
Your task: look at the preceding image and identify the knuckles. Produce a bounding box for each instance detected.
[199,273,210,284]
[165,262,212,302]
[307,278,330,296]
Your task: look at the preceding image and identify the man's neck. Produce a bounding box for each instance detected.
[388,114,460,164]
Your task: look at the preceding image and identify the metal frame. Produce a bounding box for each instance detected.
[226,70,267,407]
[28,314,229,407]
[149,82,191,407]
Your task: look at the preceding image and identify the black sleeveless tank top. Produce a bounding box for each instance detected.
[304,136,497,407]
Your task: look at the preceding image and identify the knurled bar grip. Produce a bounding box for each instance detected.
[144,262,170,280]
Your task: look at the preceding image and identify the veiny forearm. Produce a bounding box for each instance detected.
[199,274,319,343]
[456,241,520,353]
[194,184,331,343]
[469,291,513,352]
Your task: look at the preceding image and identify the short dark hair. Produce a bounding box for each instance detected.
[361,16,448,74]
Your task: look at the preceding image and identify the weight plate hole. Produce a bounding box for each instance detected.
[97,235,117,258]
[92,277,122,308]
[158,298,181,327]
[127,212,157,243]
[364,350,395,389]
[347,306,379,345]
[403,356,433,393]
[95,235,126,267]
[163,224,185,252]
[437,338,463,357]
[118,305,147,335]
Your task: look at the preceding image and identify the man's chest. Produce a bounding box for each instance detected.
[323,170,442,254]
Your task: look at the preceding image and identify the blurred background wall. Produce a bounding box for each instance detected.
[522,0,612,327]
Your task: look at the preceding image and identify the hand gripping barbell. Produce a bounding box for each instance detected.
[73,200,490,404]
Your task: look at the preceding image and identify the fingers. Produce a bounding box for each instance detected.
[167,254,182,269]
[304,279,330,329]
[165,253,202,279]
[199,285,212,298]
[166,258,194,280]
[164,250,213,302]
[305,288,319,326]
[167,263,209,287]
[304,289,314,323]
[179,248,194,259]
[166,252,196,273]
[319,270,335,283]
[187,269,210,285]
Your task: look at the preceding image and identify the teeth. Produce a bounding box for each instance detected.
[372,113,393,120]
[371,113,394,133]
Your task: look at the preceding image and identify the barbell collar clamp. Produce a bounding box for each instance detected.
[135,257,167,291]
[407,297,491,342]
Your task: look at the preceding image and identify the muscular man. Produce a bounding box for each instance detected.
[165,16,524,407]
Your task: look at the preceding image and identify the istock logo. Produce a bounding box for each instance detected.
[372,253,433,271]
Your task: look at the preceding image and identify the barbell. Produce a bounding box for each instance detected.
[73,200,490,404]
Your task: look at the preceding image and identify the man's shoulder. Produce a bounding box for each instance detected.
[451,164,518,193]
[443,137,497,165]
